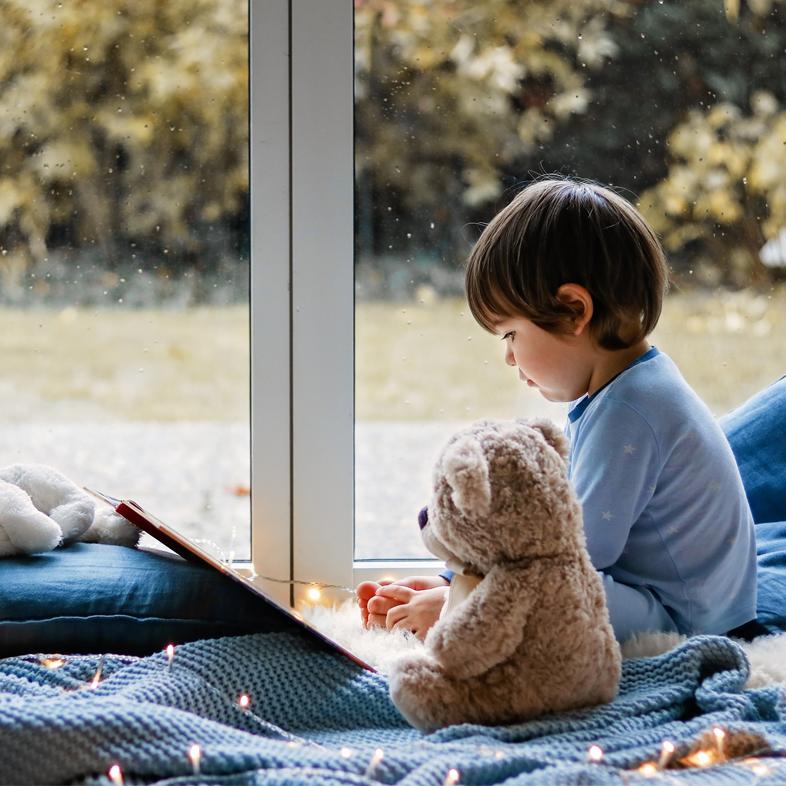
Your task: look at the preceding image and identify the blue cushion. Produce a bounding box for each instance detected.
[754,520,786,634]
[719,374,786,635]
[0,543,297,657]
[720,374,786,525]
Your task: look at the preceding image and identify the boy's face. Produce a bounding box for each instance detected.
[493,315,596,403]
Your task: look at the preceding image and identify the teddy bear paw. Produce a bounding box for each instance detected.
[389,652,452,732]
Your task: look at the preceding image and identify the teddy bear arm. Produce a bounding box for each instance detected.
[426,564,540,679]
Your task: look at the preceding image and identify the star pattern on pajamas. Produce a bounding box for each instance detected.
[623,443,637,455]
[602,510,614,520]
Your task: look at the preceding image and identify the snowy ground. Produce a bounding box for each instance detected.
[3,422,253,558]
[6,419,563,560]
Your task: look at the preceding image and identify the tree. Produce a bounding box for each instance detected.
[355,0,625,259]
[355,0,786,290]
[0,0,248,293]
[639,96,786,286]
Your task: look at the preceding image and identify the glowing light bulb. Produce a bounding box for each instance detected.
[188,744,201,774]
[638,762,658,777]
[306,585,322,602]
[340,747,353,758]
[90,654,105,689]
[365,748,384,777]
[238,693,250,709]
[443,768,460,786]
[693,750,712,767]
[108,764,124,785]
[166,644,175,671]
[658,740,675,769]
[712,727,726,758]
[587,745,603,763]
[40,656,65,670]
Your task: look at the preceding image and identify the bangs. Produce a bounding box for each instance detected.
[465,254,528,334]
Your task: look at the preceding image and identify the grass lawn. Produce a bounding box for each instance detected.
[0,286,783,423]
[0,306,250,422]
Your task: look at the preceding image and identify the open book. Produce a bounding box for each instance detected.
[84,488,375,672]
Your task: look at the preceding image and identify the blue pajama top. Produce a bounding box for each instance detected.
[565,346,756,634]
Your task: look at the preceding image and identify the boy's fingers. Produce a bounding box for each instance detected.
[355,581,380,604]
[367,595,401,616]
[376,585,415,602]
[367,612,387,628]
[386,604,410,629]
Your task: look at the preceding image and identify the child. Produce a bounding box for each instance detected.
[357,177,757,644]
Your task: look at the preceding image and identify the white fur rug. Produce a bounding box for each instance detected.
[306,601,786,689]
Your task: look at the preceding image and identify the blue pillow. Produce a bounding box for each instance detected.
[0,543,297,657]
[719,374,786,635]
[754,521,786,634]
[720,374,786,525]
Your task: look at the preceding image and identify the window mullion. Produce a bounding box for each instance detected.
[250,0,292,606]
[290,0,355,606]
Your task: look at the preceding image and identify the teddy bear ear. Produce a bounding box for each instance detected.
[442,435,491,518]
[521,417,570,462]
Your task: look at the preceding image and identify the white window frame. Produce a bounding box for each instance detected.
[251,0,441,608]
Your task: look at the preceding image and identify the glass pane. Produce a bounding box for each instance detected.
[354,0,785,560]
[0,1,250,559]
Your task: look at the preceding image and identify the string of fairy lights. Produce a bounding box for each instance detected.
[35,644,786,785]
[192,537,358,601]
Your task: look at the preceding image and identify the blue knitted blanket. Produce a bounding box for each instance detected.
[0,632,785,785]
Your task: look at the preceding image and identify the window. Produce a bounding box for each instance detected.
[0,1,250,559]
[353,1,785,571]
[5,1,782,612]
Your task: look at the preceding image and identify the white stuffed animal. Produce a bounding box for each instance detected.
[0,464,140,557]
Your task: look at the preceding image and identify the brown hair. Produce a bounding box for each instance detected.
[465,177,670,350]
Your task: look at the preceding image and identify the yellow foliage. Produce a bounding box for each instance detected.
[355,0,626,203]
[0,0,248,267]
[641,92,786,281]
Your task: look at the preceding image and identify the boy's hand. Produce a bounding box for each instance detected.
[379,584,449,640]
[356,580,381,628]
[355,575,448,631]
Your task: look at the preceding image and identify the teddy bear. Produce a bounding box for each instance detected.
[0,463,140,557]
[388,418,622,732]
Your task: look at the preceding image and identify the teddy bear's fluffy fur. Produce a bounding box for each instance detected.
[0,464,139,556]
[388,418,622,732]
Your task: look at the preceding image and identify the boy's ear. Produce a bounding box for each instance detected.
[556,283,593,336]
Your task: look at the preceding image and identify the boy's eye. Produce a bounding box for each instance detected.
[501,331,514,341]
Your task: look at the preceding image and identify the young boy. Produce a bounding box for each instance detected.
[357,178,757,644]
